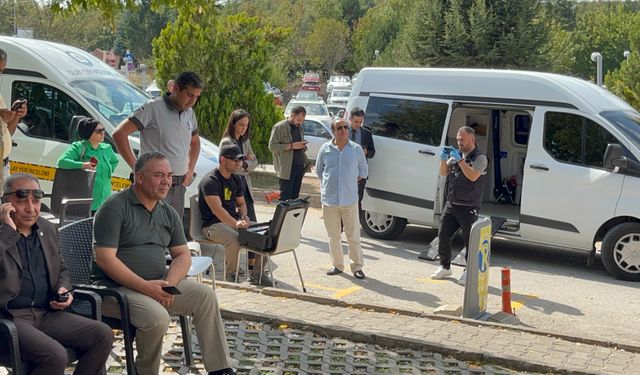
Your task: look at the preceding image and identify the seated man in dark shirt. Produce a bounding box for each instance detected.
[0,173,113,374]
[199,144,271,284]
[93,152,234,375]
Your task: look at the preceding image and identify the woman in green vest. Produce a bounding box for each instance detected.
[57,117,119,213]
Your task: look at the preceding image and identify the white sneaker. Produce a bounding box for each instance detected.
[430,266,452,279]
[458,269,467,285]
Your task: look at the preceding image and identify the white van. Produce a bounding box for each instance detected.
[346,67,640,281]
[0,36,219,213]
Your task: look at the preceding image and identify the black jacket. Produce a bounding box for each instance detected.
[356,126,376,159]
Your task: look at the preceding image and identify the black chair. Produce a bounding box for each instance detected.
[58,217,195,375]
[47,168,95,226]
[0,290,103,374]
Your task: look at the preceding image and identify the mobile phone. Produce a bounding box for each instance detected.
[53,288,74,302]
[90,156,98,167]
[10,100,25,111]
[161,286,181,295]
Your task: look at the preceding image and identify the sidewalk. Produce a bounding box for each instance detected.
[215,282,640,375]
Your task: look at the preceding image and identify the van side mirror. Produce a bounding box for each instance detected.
[603,143,623,170]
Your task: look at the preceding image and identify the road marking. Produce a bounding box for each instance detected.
[304,283,342,292]
[333,286,362,299]
[511,294,538,311]
[415,277,448,284]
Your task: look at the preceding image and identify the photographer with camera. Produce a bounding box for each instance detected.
[430,126,487,285]
[0,173,113,374]
[0,49,29,194]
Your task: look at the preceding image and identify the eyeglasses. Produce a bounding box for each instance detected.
[3,189,45,199]
[335,125,349,131]
[94,128,106,134]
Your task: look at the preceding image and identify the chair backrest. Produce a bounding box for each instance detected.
[189,194,207,241]
[68,115,85,141]
[58,217,94,285]
[50,168,96,218]
[271,199,309,254]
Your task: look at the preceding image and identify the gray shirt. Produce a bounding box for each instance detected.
[92,188,187,283]
[129,95,198,176]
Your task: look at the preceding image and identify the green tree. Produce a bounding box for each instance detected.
[305,17,350,74]
[114,0,176,59]
[606,25,640,110]
[153,7,288,162]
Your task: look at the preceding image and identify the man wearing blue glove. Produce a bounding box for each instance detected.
[431,126,487,285]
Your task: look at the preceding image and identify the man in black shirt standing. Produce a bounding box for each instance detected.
[199,144,271,284]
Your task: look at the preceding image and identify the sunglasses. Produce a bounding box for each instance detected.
[94,128,106,134]
[335,125,349,131]
[3,189,45,199]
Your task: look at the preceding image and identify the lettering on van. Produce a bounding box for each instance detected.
[66,68,116,77]
[9,161,131,191]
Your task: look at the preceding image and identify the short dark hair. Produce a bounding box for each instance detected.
[175,71,204,90]
[350,107,365,118]
[458,126,475,135]
[222,109,251,141]
[290,106,307,116]
[135,152,168,173]
[3,173,40,194]
[0,48,6,63]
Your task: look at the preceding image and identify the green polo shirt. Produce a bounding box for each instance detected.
[91,188,187,284]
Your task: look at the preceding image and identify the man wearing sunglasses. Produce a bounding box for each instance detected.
[316,119,368,280]
[0,173,113,374]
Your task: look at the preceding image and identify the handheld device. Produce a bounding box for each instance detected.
[53,288,75,302]
[161,285,181,295]
[90,156,98,167]
[10,100,26,111]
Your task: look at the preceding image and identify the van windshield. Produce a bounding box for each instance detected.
[69,79,149,127]
[601,110,640,147]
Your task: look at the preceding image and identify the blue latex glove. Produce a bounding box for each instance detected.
[450,148,462,161]
[439,147,450,161]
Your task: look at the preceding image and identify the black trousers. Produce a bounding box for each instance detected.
[279,164,305,201]
[357,178,366,213]
[437,201,478,269]
[7,307,113,375]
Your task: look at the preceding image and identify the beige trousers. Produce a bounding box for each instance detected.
[102,278,231,375]
[322,203,364,273]
[203,222,241,274]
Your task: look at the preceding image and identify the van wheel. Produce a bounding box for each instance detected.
[601,223,640,281]
[360,211,407,240]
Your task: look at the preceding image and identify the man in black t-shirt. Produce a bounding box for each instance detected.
[198,144,258,282]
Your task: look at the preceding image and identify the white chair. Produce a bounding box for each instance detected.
[237,198,310,292]
[188,194,227,280]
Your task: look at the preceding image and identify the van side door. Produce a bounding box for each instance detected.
[362,94,451,226]
[519,107,626,250]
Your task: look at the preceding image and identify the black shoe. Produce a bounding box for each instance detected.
[354,270,365,279]
[326,267,343,276]
[250,271,274,286]
[209,368,235,375]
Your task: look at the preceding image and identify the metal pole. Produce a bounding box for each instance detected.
[590,52,603,87]
[13,0,17,36]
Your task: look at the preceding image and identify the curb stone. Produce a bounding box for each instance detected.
[215,280,640,355]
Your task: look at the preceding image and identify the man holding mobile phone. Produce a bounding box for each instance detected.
[269,106,310,201]
[93,152,234,375]
[0,49,29,195]
[0,173,113,373]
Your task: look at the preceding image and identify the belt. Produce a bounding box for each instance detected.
[2,158,8,167]
[172,175,185,186]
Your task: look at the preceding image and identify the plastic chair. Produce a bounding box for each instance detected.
[47,168,95,226]
[188,194,227,280]
[58,218,195,374]
[237,198,310,292]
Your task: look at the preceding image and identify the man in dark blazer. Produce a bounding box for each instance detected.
[0,173,113,375]
[348,107,376,214]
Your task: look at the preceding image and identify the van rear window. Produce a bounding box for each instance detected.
[364,96,448,145]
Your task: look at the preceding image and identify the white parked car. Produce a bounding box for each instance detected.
[301,116,332,161]
[326,75,351,93]
[327,89,350,106]
[284,98,331,119]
